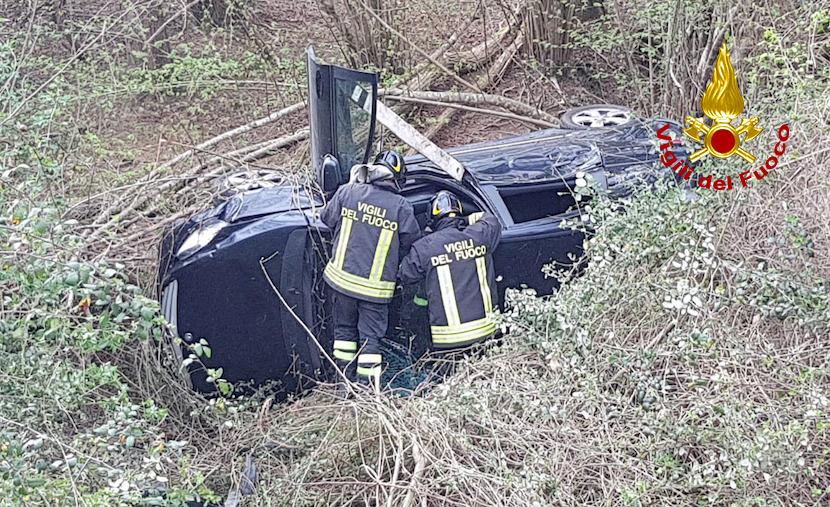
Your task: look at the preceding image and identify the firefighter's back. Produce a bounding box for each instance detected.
[323,182,417,303]
[416,212,501,348]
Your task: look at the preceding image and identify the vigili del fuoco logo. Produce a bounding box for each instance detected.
[656,43,790,191]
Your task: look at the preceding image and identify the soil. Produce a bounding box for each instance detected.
[50,0,574,179]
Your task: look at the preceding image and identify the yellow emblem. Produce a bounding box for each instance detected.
[684,43,763,163]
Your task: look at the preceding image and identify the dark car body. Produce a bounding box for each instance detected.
[158,49,688,395]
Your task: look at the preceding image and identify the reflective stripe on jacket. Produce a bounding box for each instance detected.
[321,182,419,303]
[398,212,502,348]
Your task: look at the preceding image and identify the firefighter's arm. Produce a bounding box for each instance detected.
[466,211,502,251]
[397,200,421,258]
[398,242,426,285]
[319,188,343,228]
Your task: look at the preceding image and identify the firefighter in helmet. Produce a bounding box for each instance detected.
[398,191,502,351]
[320,150,420,390]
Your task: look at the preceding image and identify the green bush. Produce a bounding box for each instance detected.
[0,55,223,502]
[495,180,830,504]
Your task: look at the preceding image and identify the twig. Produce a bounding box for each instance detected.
[145,0,203,45]
[401,437,425,507]
[1,9,133,125]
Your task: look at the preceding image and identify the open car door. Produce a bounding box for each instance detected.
[307,46,465,193]
[307,47,378,193]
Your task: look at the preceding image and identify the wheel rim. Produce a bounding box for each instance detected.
[225,170,281,191]
[571,107,631,128]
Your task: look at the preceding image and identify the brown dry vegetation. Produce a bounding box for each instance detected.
[2,0,830,505]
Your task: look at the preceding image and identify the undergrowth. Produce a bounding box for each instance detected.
[1,0,829,505]
[220,174,828,506]
[1,45,221,504]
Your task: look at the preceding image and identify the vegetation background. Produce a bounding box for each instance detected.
[1,0,829,505]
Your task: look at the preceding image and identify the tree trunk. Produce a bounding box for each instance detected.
[318,0,406,72]
[523,0,575,69]
[146,4,171,69]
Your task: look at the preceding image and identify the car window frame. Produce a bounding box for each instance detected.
[482,167,606,232]
[403,172,493,219]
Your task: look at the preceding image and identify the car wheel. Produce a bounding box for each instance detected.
[215,169,283,198]
[561,104,634,129]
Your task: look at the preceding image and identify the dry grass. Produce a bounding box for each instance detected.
[151,139,830,505]
[3,0,830,504]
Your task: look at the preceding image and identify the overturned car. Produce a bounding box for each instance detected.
[157,48,688,395]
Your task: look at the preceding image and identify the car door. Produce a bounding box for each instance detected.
[307,47,378,194]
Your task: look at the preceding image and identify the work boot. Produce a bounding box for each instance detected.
[333,360,357,399]
[356,353,383,394]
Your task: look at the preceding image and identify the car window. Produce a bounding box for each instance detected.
[402,177,485,230]
[334,79,373,170]
[496,182,577,224]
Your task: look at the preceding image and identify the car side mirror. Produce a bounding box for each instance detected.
[320,154,342,193]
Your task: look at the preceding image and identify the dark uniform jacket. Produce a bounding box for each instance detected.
[321,182,419,303]
[398,212,502,348]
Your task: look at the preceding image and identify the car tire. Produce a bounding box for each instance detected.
[560,104,634,129]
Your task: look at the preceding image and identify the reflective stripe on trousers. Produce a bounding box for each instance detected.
[357,353,382,378]
[333,339,357,362]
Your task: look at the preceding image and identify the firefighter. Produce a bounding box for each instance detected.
[320,150,420,390]
[398,190,502,352]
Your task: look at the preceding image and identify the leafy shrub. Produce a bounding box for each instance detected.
[122,45,276,100]
[496,180,830,504]
[0,62,224,502]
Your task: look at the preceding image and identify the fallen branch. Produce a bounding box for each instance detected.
[85,102,306,241]
[382,85,558,125]
[172,128,310,196]
[155,101,305,174]
[416,31,531,142]
[388,95,554,129]
[156,138,279,196]
[398,28,465,90]
[113,130,309,234]
[239,129,310,163]
[401,16,522,94]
